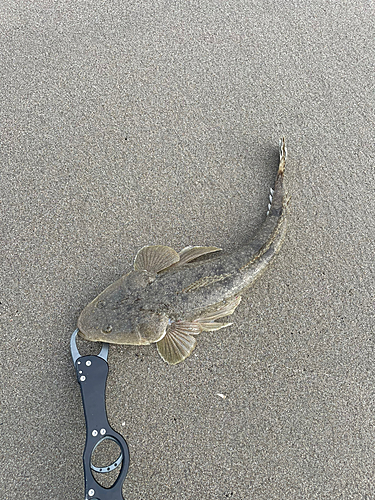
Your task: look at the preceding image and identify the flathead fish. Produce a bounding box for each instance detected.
[78,138,288,364]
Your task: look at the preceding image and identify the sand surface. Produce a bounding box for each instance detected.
[1,2,374,499]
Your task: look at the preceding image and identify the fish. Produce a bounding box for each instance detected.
[77,138,288,365]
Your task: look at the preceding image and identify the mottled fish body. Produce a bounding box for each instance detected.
[78,139,288,364]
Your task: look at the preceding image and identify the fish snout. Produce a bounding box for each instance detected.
[77,301,106,342]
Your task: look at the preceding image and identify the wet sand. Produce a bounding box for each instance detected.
[1,2,375,499]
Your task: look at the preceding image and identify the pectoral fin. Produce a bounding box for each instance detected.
[177,246,222,265]
[156,297,241,364]
[134,245,180,273]
[156,321,200,365]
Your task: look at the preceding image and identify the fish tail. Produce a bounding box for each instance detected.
[266,137,286,217]
[238,209,287,290]
[277,137,286,179]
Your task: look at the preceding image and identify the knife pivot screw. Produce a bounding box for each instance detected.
[92,430,98,437]
[86,360,92,366]
[88,489,95,496]
[100,428,106,435]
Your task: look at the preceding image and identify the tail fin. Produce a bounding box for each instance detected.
[277,137,287,179]
[267,137,286,216]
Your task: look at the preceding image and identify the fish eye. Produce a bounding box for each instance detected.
[101,324,113,334]
[96,300,106,309]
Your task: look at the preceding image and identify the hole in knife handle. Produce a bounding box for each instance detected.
[91,437,122,488]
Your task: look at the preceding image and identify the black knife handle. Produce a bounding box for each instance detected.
[75,354,130,500]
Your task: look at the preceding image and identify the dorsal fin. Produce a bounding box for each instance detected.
[177,246,222,266]
[134,245,180,273]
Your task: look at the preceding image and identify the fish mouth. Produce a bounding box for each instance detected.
[77,328,89,341]
[77,328,106,343]
[77,308,102,342]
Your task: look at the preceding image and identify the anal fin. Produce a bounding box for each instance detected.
[198,322,233,332]
[196,296,241,322]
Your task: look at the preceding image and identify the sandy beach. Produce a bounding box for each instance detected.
[1,2,374,499]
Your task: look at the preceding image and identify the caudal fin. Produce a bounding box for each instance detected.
[267,137,286,216]
[277,137,287,179]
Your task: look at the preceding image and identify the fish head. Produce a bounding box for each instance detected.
[77,270,169,345]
